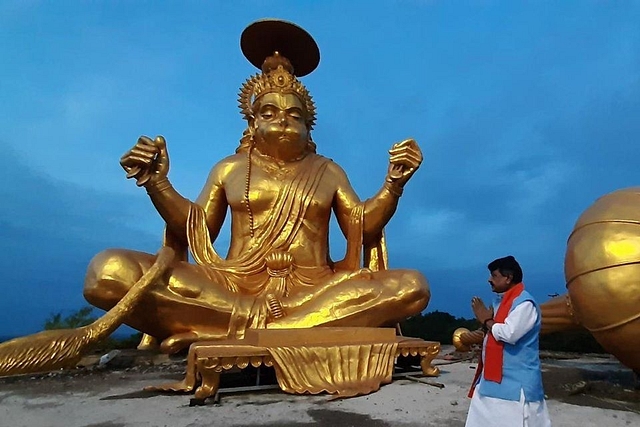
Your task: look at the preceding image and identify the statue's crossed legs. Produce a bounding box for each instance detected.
[84,248,430,353]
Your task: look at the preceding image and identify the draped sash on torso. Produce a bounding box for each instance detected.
[186,154,331,296]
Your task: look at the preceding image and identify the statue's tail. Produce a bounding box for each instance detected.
[0,247,174,377]
[539,293,583,334]
[452,327,485,352]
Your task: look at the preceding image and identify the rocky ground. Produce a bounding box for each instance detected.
[1,346,639,426]
[539,351,640,413]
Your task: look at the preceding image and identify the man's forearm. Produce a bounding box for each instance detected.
[490,303,537,344]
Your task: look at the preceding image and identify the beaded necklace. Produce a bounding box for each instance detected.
[242,146,309,238]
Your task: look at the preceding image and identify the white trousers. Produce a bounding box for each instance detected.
[465,389,551,427]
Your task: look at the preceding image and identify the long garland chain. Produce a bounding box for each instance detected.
[243,146,255,238]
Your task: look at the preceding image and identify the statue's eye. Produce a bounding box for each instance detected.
[260,109,275,119]
[288,110,303,120]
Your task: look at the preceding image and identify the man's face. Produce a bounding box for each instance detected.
[488,269,512,293]
[252,92,309,151]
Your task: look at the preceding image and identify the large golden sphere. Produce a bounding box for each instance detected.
[565,187,640,372]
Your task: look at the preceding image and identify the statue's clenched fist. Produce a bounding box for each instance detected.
[120,135,169,187]
[387,138,422,188]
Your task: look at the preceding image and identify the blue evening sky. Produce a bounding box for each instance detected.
[1,1,639,337]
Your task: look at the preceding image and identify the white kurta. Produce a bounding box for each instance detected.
[465,302,552,427]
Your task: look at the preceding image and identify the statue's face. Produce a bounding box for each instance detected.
[252,92,309,156]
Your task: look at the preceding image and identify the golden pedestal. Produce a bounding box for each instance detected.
[146,328,440,404]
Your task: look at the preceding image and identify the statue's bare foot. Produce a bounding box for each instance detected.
[137,334,159,350]
[351,268,373,280]
[277,268,375,315]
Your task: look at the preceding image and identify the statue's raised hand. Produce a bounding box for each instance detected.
[387,138,422,188]
[120,136,169,187]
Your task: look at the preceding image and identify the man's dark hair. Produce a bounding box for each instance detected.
[488,255,523,284]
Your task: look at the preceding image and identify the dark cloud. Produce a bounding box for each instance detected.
[421,266,564,319]
[2,2,639,338]
[0,144,163,337]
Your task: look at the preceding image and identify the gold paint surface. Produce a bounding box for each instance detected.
[269,342,398,396]
[452,327,485,352]
[563,187,640,372]
[243,327,396,347]
[83,24,430,354]
[0,248,174,377]
[0,21,433,387]
[147,329,440,401]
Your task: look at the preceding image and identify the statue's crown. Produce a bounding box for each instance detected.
[238,19,320,129]
[238,52,316,129]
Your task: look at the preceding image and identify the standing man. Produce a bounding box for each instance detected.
[465,256,551,427]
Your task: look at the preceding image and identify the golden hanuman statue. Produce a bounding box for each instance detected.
[82,20,430,354]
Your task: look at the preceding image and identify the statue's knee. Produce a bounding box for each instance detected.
[402,270,431,308]
[84,249,140,307]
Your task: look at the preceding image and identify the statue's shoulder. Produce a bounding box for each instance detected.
[316,154,347,176]
[209,152,246,172]
[203,152,246,184]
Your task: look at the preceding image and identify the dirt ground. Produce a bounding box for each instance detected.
[1,347,639,427]
[540,355,640,414]
[1,348,638,413]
